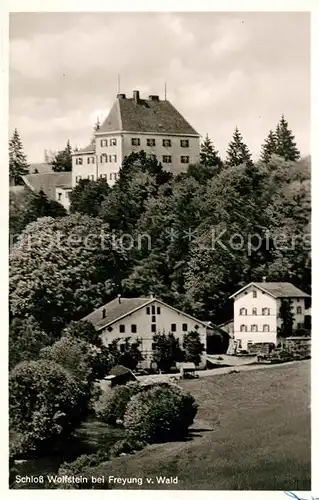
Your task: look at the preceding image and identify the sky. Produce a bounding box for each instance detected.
[9,11,310,163]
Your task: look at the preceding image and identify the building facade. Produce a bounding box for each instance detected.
[230,282,310,350]
[82,295,209,368]
[72,90,200,187]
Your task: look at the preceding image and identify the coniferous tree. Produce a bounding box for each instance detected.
[225,127,253,168]
[260,129,277,163]
[200,134,223,172]
[51,140,72,172]
[275,115,300,162]
[9,129,29,186]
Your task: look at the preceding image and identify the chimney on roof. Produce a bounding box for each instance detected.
[262,277,267,282]
[149,292,154,299]
[117,93,126,99]
[117,294,122,304]
[133,90,140,103]
[149,95,159,102]
[102,308,106,319]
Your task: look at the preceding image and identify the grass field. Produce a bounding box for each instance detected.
[89,361,311,490]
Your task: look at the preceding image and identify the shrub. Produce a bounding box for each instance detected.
[123,383,197,443]
[59,451,109,476]
[9,360,88,453]
[109,438,146,458]
[94,382,141,425]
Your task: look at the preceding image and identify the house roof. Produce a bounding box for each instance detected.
[29,162,53,174]
[75,143,96,154]
[109,365,135,377]
[82,296,212,332]
[98,95,200,136]
[22,172,72,199]
[82,297,152,330]
[230,282,310,299]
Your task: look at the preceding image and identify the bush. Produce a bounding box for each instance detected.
[94,382,141,425]
[109,438,146,458]
[123,383,197,443]
[9,360,88,453]
[59,451,109,476]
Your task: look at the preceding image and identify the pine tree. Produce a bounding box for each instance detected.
[275,115,300,162]
[225,127,253,168]
[9,129,29,186]
[51,140,73,172]
[200,134,223,172]
[260,129,277,163]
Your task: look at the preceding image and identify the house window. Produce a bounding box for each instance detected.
[87,157,95,164]
[131,324,137,333]
[162,139,171,147]
[147,138,156,147]
[100,154,108,163]
[75,175,82,183]
[157,307,161,314]
[151,324,156,333]
[100,173,107,179]
[119,325,125,333]
[75,157,83,165]
[251,325,258,332]
[101,139,108,147]
[152,316,156,323]
[146,307,150,315]
[263,325,270,332]
[162,155,172,163]
[252,308,257,315]
[239,308,247,316]
[112,155,117,162]
[148,154,156,161]
[182,323,188,332]
[58,193,62,201]
[131,138,140,146]
[262,308,270,315]
[110,138,117,146]
[181,156,190,164]
[240,325,247,332]
[181,139,189,148]
[171,323,176,332]
[109,155,112,163]
[297,306,302,314]
[252,290,257,298]
[109,173,113,180]
[152,305,156,314]
[88,174,94,181]
[120,344,125,353]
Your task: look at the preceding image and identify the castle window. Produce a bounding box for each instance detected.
[252,308,257,315]
[181,156,190,164]
[75,175,82,183]
[297,306,302,314]
[239,308,247,316]
[101,139,108,147]
[109,155,112,163]
[263,325,270,332]
[112,155,117,162]
[100,173,107,179]
[147,138,156,147]
[253,290,257,298]
[110,138,117,146]
[162,139,171,147]
[151,324,156,333]
[146,307,150,315]
[181,139,189,148]
[171,323,176,332]
[251,325,258,332]
[131,138,140,146]
[87,156,95,164]
[262,308,270,315]
[119,325,125,333]
[58,193,62,201]
[75,157,83,165]
[131,324,137,333]
[240,325,247,332]
[88,175,94,181]
[152,316,156,323]
[157,307,161,314]
[148,154,156,161]
[152,305,156,314]
[182,323,188,332]
[162,155,172,163]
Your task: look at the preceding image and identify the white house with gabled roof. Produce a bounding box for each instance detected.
[72,90,200,187]
[81,294,217,368]
[230,281,311,351]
